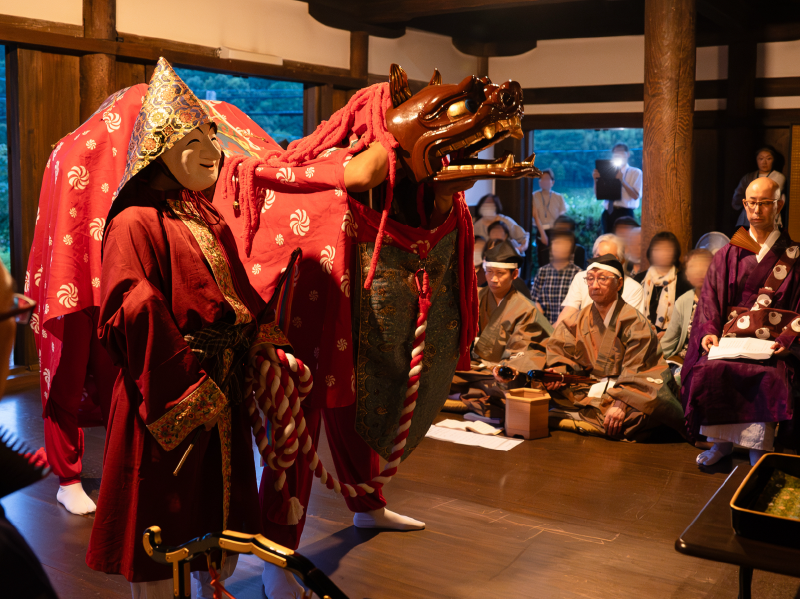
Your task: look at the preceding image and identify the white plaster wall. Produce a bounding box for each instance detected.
[117,0,351,69]
[0,0,82,25]
[758,40,800,78]
[369,28,477,83]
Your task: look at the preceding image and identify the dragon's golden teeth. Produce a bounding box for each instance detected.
[483,124,497,140]
[502,154,514,169]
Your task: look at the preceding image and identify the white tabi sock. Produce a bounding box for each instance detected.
[696,442,734,466]
[262,563,304,599]
[353,507,425,531]
[130,578,173,599]
[57,482,96,515]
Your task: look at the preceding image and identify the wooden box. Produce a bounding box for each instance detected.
[505,387,551,440]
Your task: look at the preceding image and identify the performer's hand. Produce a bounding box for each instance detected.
[701,335,719,352]
[604,406,626,437]
[492,365,516,383]
[543,368,565,391]
[204,414,220,431]
[772,341,789,356]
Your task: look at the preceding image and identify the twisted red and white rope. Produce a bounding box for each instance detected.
[245,270,431,525]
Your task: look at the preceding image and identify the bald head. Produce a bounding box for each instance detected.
[744,176,783,234]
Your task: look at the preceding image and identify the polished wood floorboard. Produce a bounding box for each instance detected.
[2,387,799,599]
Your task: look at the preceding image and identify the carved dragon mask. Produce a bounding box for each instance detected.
[385,64,541,184]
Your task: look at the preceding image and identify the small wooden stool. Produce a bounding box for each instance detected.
[505,387,551,440]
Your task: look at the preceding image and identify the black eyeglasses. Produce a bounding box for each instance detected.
[0,294,37,324]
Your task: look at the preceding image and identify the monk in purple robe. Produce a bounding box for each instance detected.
[682,178,800,466]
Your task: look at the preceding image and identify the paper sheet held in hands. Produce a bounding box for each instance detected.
[707,337,775,361]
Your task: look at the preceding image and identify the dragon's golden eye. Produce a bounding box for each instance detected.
[447,99,478,121]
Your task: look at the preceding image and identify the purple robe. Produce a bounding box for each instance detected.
[682,232,800,439]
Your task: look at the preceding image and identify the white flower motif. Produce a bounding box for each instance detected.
[54,161,59,182]
[67,165,89,190]
[322,147,338,158]
[29,313,39,334]
[320,245,335,274]
[56,283,78,308]
[51,342,54,353]
[313,347,320,359]
[252,263,262,275]
[757,293,772,307]
[411,240,431,255]
[102,111,121,132]
[34,267,42,287]
[755,327,771,339]
[334,188,344,197]
[24,271,29,293]
[292,316,302,328]
[91,277,100,288]
[44,304,50,315]
[43,368,51,390]
[63,234,73,246]
[69,207,77,218]
[788,246,799,259]
[48,237,52,246]
[336,338,347,351]
[325,374,335,387]
[101,183,109,193]
[769,311,782,325]
[774,265,788,280]
[42,329,48,339]
[89,217,106,241]
[82,130,89,136]
[86,139,97,150]
[340,270,351,298]
[277,167,296,184]
[275,233,284,246]
[260,189,275,212]
[736,315,751,329]
[342,210,357,237]
[309,290,319,301]
[112,147,117,157]
[289,209,310,236]
[792,318,800,333]
[83,253,89,263]
[342,154,353,168]
[305,166,315,178]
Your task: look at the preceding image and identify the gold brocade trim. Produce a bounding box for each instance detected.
[254,322,291,348]
[168,199,252,326]
[146,377,226,451]
[218,404,232,531]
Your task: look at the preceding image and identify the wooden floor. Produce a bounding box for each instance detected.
[2,386,800,599]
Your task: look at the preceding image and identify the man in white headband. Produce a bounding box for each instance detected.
[445,240,552,420]
[537,253,684,440]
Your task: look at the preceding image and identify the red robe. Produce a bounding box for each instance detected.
[86,183,264,582]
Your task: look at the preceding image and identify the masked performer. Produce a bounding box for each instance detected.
[86,59,269,598]
[541,255,684,440]
[448,239,552,419]
[683,177,800,466]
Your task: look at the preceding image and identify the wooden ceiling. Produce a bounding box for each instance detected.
[304,0,800,55]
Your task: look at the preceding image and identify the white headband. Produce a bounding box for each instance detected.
[483,261,519,269]
[587,262,622,278]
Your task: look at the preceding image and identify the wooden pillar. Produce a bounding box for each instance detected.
[80,0,116,122]
[642,0,696,258]
[350,31,369,79]
[495,135,533,277]
[476,56,489,79]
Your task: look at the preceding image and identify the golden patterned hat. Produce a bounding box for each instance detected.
[115,57,212,198]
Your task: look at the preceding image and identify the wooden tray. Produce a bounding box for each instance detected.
[730,452,800,549]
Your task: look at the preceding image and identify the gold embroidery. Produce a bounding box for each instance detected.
[217,405,232,531]
[147,377,225,451]
[254,322,291,348]
[168,199,252,326]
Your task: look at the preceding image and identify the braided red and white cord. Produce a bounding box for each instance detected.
[244,270,431,525]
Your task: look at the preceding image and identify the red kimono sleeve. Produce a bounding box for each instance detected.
[99,209,226,452]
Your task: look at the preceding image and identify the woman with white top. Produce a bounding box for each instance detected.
[532,168,568,267]
[472,193,530,253]
[732,145,786,228]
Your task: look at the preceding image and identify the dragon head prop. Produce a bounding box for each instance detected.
[385,64,541,185]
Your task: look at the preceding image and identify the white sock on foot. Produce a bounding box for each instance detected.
[262,563,304,599]
[57,482,96,515]
[696,442,734,466]
[353,507,425,531]
[749,449,768,465]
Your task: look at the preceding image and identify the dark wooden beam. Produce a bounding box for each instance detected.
[360,0,547,24]
[522,112,644,130]
[697,0,745,32]
[350,31,369,79]
[452,37,537,58]
[642,0,696,256]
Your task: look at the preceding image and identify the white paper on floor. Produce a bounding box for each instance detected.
[425,424,524,451]
[434,418,502,436]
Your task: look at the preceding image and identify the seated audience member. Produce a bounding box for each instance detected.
[487,220,510,242]
[624,227,642,276]
[541,255,684,440]
[447,240,552,419]
[593,143,643,234]
[0,263,58,598]
[556,233,645,326]
[634,231,692,335]
[473,193,530,253]
[552,215,587,269]
[684,178,800,467]
[530,230,582,325]
[532,168,568,267]
[484,239,531,299]
[732,145,786,228]
[612,215,640,238]
[474,235,487,287]
[660,249,713,366]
